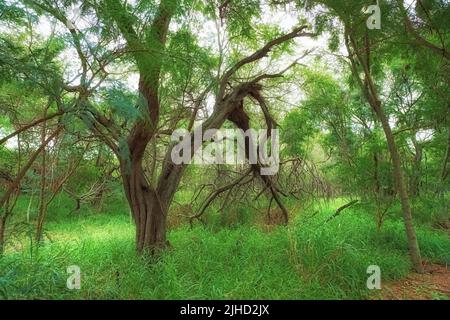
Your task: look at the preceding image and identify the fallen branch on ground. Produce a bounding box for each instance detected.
[326,200,359,223]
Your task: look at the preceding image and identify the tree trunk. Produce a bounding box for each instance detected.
[121,163,165,254]
[441,128,450,182]
[373,152,380,195]
[346,30,424,274]
[36,120,48,242]
[375,108,424,273]
[409,136,422,197]
[120,133,181,255]
[0,215,6,256]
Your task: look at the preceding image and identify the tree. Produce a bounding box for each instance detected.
[6,0,315,254]
[279,0,433,272]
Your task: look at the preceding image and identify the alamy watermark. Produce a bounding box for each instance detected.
[171,128,280,176]
[363,1,381,30]
[367,265,381,290]
[67,265,81,290]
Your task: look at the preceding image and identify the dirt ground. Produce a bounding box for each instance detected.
[374,263,449,300]
[375,220,450,300]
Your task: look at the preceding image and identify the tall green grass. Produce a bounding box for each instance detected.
[0,197,449,300]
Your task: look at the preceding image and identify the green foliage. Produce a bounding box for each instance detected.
[0,2,29,25]
[104,86,142,122]
[162,27,218,98]
[281,109,318,158]
[223,0,261,40]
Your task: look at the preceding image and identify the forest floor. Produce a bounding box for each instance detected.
[1,196,449,300]
[377,220,450,300]
[376,263,450,300]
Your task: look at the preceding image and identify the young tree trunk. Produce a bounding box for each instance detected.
[373,106,424,273]
[35,120,48,242]
[346,31,424,273]
[409,136,422,197]
[441,128,450,182]
[0,215,6,256]
[373,152,380,195]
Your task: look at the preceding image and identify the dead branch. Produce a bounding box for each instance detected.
[189,168,253,224]
[326,200,359,223]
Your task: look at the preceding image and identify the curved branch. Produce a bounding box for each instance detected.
[189,169,253,223]
[218,25,314,99]
[0,111,63,146]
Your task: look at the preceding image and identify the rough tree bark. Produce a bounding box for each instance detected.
[120,157,169,254]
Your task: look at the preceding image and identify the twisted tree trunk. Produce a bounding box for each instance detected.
[123,168,167,254]
[120,125,184,254]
